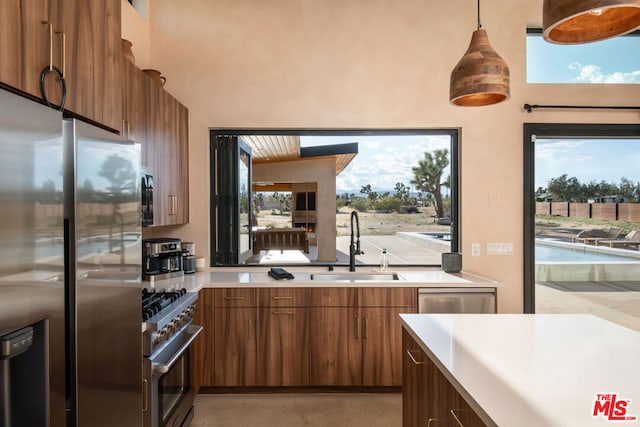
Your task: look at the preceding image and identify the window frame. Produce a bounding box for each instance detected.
[210,128,460,267]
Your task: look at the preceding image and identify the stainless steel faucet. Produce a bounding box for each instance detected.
[349,210,364,271]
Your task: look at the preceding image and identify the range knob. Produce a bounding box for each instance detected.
[158,325,170,341]
[166,320,178,333]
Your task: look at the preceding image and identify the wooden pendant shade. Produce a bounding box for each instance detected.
[543,0,640,44]
[449,29,510,107]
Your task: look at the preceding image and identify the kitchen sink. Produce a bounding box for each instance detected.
[310,272,402,281]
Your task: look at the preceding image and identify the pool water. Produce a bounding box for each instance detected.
[535,244,639,263]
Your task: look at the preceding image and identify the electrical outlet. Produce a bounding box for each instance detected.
[471,243,480,256]
[486,243,514,256]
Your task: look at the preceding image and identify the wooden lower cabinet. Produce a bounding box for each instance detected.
[362,307,407,386]
[206,288,309,387]
[402,328,430,427]
[200,287,416,389]
[402,328,486,427]
[309,306,362,386]
[309,287,415,387]
[257,307,309,386]
[213,305,257,386]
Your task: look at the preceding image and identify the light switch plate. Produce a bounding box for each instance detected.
[486,243,513,256]
[471,243,480,256]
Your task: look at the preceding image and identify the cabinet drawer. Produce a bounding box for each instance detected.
[259,288,309,307]
[309,288,357,307]
[359,288,416,308]
[214,288,257,307]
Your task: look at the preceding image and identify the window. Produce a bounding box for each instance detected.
[210,129,459,267]
[526,29,640,84]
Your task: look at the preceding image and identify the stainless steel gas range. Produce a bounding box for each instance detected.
[142,288,202,427]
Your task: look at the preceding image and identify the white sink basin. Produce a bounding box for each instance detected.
[310,272,401,281]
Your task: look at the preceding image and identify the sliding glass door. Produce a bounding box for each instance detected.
[524,123,640,331]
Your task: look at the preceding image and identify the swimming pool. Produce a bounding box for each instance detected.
[535,243,640,262]
[535,240,640,281]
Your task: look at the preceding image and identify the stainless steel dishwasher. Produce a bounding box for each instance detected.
[418,288,496,313]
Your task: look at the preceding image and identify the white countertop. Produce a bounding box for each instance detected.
[400,313,640,427]
[2,267,498,294]
[191,267,498,288]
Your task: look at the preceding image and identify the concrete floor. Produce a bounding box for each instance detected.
[536,282,640,332]
[191,393,402,427]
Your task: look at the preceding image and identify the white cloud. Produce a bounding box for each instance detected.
[318,134,452,193]
[364,141,381,149]
[569,62,640,84]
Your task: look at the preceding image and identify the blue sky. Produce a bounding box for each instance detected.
[529,33,640,189]
[535,139,640,189]
[300,135,451,195]
[527,33,640,83]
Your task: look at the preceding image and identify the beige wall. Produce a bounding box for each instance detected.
[254,159,337,262]
[120,0,151,68]
[128,0,640,313]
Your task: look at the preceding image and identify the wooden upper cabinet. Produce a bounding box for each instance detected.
[0,0,50,98]
[0,0,123,131]
[49,0,122,130]
[145,78,189,227]
[166,95,189,225]
[121,60,147,147]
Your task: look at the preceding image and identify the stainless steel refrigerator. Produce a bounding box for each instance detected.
[0,87,142,427]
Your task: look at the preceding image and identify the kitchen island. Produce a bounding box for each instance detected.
[401,313,640,427]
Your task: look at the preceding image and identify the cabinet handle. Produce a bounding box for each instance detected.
[248,317,252,338]
[122,120,131,139]
[406,350,425,365]
[142,379,148,412]
[272,311,293,315]
[450,409,464,427]
[427,419,440,427]
[223,296,245,301]
[41,21,53,72]
[54,31,65,79]
[272,296,293,300]
[364,317,368,339]
[169,195,177,215]
[356,317,360,339]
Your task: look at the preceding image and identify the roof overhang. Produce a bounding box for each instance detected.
[240,135,358,176]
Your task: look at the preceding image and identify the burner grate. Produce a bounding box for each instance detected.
[141,288,187,321]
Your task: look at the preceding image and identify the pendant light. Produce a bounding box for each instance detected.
[449,0,510,107]
[543,0,640,44]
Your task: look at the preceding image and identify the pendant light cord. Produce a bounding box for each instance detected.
[477,0,481,29]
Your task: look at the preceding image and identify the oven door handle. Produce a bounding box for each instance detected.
[152,325,203,374]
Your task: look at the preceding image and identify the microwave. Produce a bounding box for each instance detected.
[141,167,153,227]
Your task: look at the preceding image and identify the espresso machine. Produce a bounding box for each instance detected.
[142,238,183,281]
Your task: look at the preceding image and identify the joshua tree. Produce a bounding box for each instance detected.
[411,149,449,218]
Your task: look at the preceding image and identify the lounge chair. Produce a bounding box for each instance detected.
[595,230,640,250]
[572,227,623,245]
